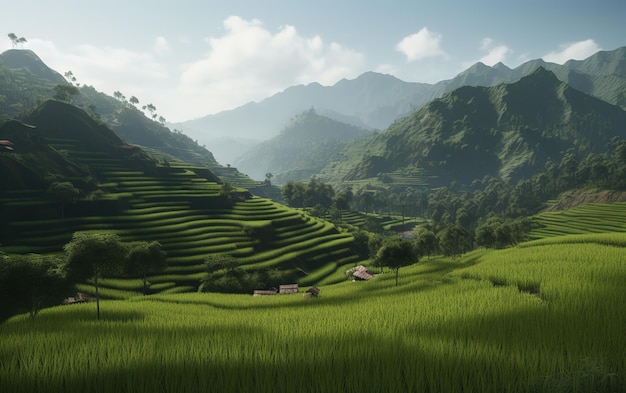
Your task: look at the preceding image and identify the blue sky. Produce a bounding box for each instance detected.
[1,0,624,122]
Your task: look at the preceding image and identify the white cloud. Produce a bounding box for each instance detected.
[396,27,447,62]
[462,38,512,68]
[478,45,511,66]
[543,39,600,64]
[178,16,365,118]
[153,36,170,55]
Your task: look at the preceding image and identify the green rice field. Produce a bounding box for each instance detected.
[1,202,625,392]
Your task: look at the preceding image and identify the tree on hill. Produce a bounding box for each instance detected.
[64,71,79,86]
[129,96,139,107]
[375,236,418,286]
[52,84,80,104]
[64,232,127,320]
[46,181,80,218]
[113,91,126,103]
[142,103,157,119]
[125,241,167,295]
[8,33,27,49]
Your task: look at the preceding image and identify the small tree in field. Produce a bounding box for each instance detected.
[64,232,127,320]
[125,241,167,295]
[375,236,418,286]
[46,181,80,218]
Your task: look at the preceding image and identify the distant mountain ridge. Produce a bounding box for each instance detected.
[319,67,626,187]
[175,46,626,165]
[233,108,372,182]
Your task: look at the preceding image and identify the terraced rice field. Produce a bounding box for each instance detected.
[1,148,358,297]
[530,202,626,238]
[1,227,624,393]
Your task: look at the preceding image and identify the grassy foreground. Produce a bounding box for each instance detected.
[1,229,625,393]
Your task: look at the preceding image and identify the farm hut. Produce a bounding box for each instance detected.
[279,284,299,294]
[253,289,277,296]
[352,265,374,281]
[304,286,320,298]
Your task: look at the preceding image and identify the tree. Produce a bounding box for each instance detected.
[332,188,353,221]
[52,84,80,104]
[125,241,167,295]
[64,71,78,86]
[438,225,471,259]
[375,237,418,286]
[8,33,17,47]
[281,181,306,208]
[64,232,127,320]
[113,91,126,103]
[143,103,157,119]
[46,181,80,218]
[413,227,438,260]
[8,33,27,49]
[219,181,237,205]
[0,254,69,322]
[200,254,252,293]
[129,96,139,107]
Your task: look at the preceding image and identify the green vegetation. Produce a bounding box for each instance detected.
[1,224,624,392]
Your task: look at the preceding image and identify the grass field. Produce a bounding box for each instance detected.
[1,202,625,392]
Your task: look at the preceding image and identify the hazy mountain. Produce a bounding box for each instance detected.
[233,108,371,183]
[320,68,626,187]
[173,47,626,167]
[172,72,431,164]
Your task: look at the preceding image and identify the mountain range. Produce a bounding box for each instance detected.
[174,46,626,166]
[1,46,626,190]
[318,67,626,187]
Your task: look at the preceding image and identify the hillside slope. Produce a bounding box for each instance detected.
[234,108,372,182]
[0,101,358,293]
[321,68,626,186]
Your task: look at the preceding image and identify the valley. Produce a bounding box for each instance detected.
[1,43,626,392]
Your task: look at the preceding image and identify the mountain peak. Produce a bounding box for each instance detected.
[0,49,66,84]
[514,66,562,89]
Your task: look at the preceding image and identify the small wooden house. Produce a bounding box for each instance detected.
[279,284,299,294]
[253,289,277,296]
[352,265,374,281]
[305,286,320,297]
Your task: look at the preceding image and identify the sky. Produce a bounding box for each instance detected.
[1,0,625,123]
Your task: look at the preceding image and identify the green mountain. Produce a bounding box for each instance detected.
[429,47,626,110]
[0,100,160,193]
[0,49,220,170]
[320,68,626,186]
[234,108,371,183]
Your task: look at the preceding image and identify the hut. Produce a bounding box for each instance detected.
[253,289,277,296]
[352,265,374,281]
[304,286,320,298]
[279,284,299,294]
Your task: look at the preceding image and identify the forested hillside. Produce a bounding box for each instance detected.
[234,108,371,182]
[320,68,626,187]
